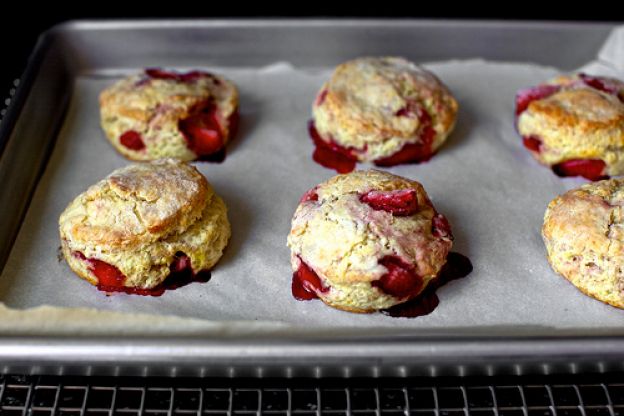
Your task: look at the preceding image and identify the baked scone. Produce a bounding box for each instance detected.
[516,73,624,180]
[59,159,231,294]
[543,178,624,308]
[309,57,458,173]
[100,68,239,162]
[287,169,454,313]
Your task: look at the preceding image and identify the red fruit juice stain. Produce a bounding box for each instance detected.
[291,258,328,301]
[308,120,358,173]
[75,251,211,296]
[552,159,608,181]
[381,252,473,318]
[360,189,419,216]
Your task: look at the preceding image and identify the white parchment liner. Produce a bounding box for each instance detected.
[1,27,624,335]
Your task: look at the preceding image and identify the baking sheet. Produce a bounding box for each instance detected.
[1,27,624,334]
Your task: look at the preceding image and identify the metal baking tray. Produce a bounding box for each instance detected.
[0,19,623,377]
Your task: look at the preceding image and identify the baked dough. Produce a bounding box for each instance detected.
[100,69,239,161]
[287,169,453,313]
[310,57,458,167]
[59,159,230,291]
[516,73,624,180]
[543,178,624,308]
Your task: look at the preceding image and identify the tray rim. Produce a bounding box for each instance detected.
[1,18,624,374]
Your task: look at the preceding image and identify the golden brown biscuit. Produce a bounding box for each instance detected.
[287,170,453,313]
[543,178,624,308]
[516,73,624,180]
[100,69,239,162]
[59,159,231,294]
[309,57,458,173]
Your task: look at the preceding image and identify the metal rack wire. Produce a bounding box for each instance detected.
[1,374,624,416]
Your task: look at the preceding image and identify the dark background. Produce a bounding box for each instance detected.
[0,4,619,105]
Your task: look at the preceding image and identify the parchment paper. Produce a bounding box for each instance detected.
[1,27,624,335]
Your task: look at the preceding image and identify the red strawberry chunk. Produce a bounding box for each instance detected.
[315,89,329,106]
[374,109,436,166]
[515,84,561,115]
[292,258,327,301]
[522,135,543,153]
[145,68,180,80]
[432,213,453,239]
[145,68,218,84]
[552,159,608,181]
[170,253,192,274]
[300,187,319,203]
[308,120,357,174]
[119,130,146,151]
[360,189,418,216]
[87,259,126,288]
[372,256,422,299]
[579,73,623,99]
[179,102,224,158]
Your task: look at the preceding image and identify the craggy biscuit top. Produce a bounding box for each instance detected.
[59,159,209,249]
[288,170,452,286]
[543,179,624,308]
[312,57,458,161]
[100,71,237,130]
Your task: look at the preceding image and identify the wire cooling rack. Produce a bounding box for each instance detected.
[1,373,624,416]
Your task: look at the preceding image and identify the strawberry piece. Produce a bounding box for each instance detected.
[372,256,422,299]
[87,259,126,288]
[170,252,192,274]
[300,187,319,203]
[360,189,418,216]
[579,73,623,99]
[315,89,328,106]
[145,68,218,84]
[552,159,608,181]
[515,84,561,115]
[308,120,357,173]
[119,130,146,151]
[432,213,453,239]
[179,102,224,158]
[522,135,542,153]
[374,109,436,166]
[292,258,327,301]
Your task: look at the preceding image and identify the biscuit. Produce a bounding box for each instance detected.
[309,57,458,172]
[59,159,231,292]
[516,73,624,180]
[543,178,624,308]
[287,169,453,313]
[100,69,239,162]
